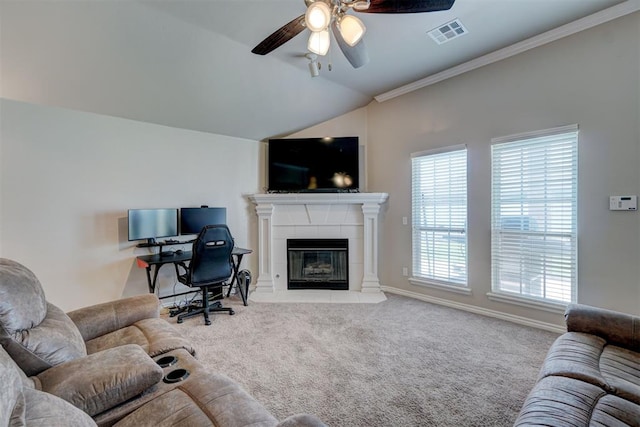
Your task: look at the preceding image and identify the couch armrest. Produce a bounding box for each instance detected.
[565,303,640,351]
[33,344,163,417]
[67,294,160,342]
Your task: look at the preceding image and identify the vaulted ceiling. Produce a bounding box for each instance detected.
[0,0,630,141]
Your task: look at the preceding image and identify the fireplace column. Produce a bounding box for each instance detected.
[361,202,383,293]
[254,203,275,293]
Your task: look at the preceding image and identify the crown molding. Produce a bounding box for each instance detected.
[375,0,640,103]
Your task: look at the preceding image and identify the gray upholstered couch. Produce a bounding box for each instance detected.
[514,303,640,426]
[0,258,325,427]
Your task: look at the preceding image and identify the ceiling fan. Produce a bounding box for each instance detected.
[251,0,456,69]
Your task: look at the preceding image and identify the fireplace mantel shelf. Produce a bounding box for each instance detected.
[248,192,389,303]
[250,192,388,205]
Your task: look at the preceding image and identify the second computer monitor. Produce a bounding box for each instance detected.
[180,207,227,235]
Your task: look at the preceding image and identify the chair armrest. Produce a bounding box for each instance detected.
[32,344,163,417]
[565,303,640,351]
[277,414,328,427]
[67,294,161,342]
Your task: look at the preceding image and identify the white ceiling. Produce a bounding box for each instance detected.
[0,0,630,141]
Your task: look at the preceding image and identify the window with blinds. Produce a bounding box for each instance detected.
[491,125,578,304]
[411,146,467,286]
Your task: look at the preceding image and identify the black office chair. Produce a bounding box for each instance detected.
[172,224,235,325]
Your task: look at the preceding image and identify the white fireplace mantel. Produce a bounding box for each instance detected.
[250,192,389,206]
[248,193,389,303]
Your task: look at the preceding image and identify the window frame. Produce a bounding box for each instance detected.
[410,145,469,293]
[489,125,578,309]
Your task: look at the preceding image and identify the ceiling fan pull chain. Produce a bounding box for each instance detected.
[328,38,334,71]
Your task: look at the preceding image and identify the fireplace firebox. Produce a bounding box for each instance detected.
[287,239,349,290]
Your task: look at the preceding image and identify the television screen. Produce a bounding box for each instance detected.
[128,209,178,243]
[268,137,359,192]
[180,207,227,235]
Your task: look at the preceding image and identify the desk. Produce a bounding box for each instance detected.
[136,247,252,306]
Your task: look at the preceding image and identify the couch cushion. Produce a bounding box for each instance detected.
[590,394,640,427]
[513,375,640,427]
[600,345,640,405]
[0,259,47,331]
[67,294,161,342]
[84,318,195,358]
[1,303,87,376]
[33,344,163,417]
[113,371,279,427]
[2,344,96,427]
[0,259,87,376]
[539,332,610,388]
[539,332,640,405]
[0,345,26,427]
[22,388,96,427]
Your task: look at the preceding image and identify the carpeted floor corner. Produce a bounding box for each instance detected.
[164,293,559,427]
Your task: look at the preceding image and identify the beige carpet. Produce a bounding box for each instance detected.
[165,293,559,427]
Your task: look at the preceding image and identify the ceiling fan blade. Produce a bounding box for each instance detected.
[251,14,306,55]
[360,0,455,13]
[331,21,369,69]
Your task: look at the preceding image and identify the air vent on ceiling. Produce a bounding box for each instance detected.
[428,18,468,45]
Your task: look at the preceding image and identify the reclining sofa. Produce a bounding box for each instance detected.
[0,258,325,427]
[514,303,640,426]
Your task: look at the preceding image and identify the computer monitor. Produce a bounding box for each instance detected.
[180,207,227,235]
[128,208,178,244]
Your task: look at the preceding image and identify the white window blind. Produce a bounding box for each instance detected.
[411,146,467,286]
[491,126,578,304]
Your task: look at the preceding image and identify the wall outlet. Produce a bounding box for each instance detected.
[402,216,408,225]
[402,267,408,276]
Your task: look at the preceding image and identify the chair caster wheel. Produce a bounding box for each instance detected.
[205,320,211,326]
[229,309,235,315]
[177,318,183,324]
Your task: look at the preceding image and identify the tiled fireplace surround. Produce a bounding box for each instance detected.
[248,193,389,303]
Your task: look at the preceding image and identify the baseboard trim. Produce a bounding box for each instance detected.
[381,286,566,334]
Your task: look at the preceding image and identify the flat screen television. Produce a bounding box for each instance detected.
[180,207,227,235]
[128,208,178,244]
[267,137,359,192]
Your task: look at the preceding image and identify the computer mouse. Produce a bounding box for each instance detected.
[175,249,183,255]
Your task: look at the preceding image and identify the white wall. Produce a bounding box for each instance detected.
[0,99,260,311]
[294,13,640,325]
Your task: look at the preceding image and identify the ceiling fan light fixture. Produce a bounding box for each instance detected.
[305,1,332,32]
[305,53,320,77]
[338,14,366,47]
[352,0,371,11]
[308,29,330,56]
